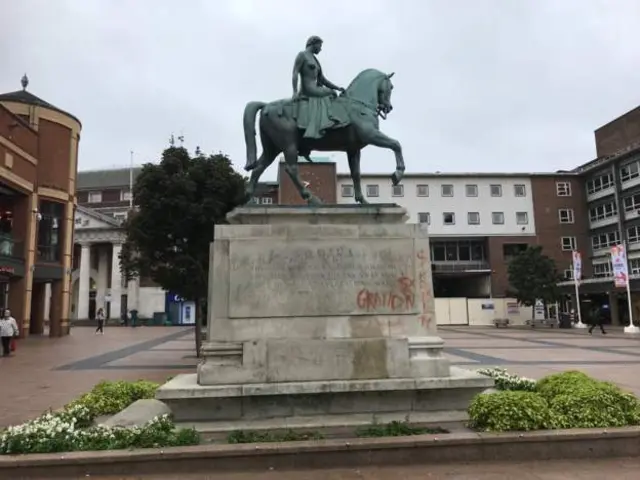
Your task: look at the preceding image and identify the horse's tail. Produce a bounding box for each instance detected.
[243,101,267,171]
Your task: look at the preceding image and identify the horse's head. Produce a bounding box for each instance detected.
[377,72,394,119]
[345,69,396,119]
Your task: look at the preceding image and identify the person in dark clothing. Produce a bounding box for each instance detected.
[95,308,105,335]
[588,308,606,335]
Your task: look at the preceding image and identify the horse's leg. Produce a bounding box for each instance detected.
[347,149,367,204]
[362,129,405,186]
[246,128,280,202]
[283,146,322,205]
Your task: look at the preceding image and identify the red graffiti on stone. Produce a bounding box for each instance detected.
[356,276,415,312]
[416,250,432,326]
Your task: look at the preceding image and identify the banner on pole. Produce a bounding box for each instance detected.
[572,251,582,282]
[610,244,629,288]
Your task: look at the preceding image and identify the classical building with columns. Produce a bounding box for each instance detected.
[73,169,165,321]
[0,76,80,337]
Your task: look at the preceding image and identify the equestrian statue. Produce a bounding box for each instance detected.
[243,35,404,205]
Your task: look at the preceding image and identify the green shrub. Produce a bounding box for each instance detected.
[468,391,553,432]
[67,380,160,418]
[477,367,537,391]
[550,382,640,429]
[356,420,448,438]
[536,371,597,401]
[227,429,323,444]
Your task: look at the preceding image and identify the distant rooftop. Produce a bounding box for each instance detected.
[335,171,577,179]
[77,167,142,190]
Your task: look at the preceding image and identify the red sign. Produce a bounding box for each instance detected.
[0,266,15,275]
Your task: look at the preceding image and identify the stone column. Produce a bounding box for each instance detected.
[127,277,140,312]
[43,282,51,324]
[30,282,46,335]
[96,247,109,311]
[109,243,122,321]
[609,291,620,325]
[77,243,91,320]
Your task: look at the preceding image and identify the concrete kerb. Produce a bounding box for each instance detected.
[2,427,640,478]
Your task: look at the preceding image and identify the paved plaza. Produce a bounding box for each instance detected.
[2,325,640,428]
[101,457,640,479]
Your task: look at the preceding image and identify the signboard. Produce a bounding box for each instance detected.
[533,299,546,320]
[610,244,629,288]
[0,266,15,275]
[481,302,495,310]
[572,251,582,282]
[506,302,519,315]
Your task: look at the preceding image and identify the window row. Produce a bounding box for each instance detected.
[430,241,487,262]
[586,172,614,195]
[341,183,527,198]
[566,258,640,280]
[589,202,617,223]
[418,211,529,226]
[623,193,640,213]
[620,159,640,183]
[591,231,620,251]
[251,196,273,205]
[87,190,132,203]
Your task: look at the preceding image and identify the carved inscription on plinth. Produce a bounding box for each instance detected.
[228,239,417,318]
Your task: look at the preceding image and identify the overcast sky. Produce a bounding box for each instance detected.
[2,0,640,179]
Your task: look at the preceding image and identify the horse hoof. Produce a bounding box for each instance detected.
[355,197,369,205]
[391,171,403,186]
[244,163,256,172]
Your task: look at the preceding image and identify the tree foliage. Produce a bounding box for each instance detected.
[507,245,562,307]
[120,146,246,351]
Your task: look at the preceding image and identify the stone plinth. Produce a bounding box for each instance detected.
[156,204,492,430]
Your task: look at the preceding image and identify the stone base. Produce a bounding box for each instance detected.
[197,336,450,385]
[156,367,493,433]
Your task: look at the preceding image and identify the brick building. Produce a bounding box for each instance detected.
[0,76,81,337]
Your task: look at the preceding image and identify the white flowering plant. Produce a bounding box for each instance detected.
[0,380,200,455]
[477,367,537,392]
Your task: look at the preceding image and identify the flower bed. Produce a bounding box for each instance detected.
[471,368,640,432]
[0,380,200,455]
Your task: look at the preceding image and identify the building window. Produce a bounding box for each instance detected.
[441,184,454,197]
[88,191,102,203]
[37,201,64,263]
[564,269,574,280]
[514,184,526,197]
[392,185,404,197]
[593,261,613,278]
[491,212,504,224]
[586,172,614,195]
[418,212,430,225]
[620,160,640,183]
[623,193,640,213]
[416,184,429,197]
[113,212,127,223]
[556,182,572,196]
[561,236,577,251]
[121,190,132,202]
[516,212,528,225]
[465,184,478,197]
[366,184,379,197]
[432,240,486,262]
[558,208,575,224]
[628,225,640,245]
[591,231,620,251]
[589,202,617,222]
[503,243,528,261]
[467,212,480,225]
[261,197,273,205]
[341,184,354,197]
[630,258,640,275]
[443,212,455,225]
[490,184,502,197]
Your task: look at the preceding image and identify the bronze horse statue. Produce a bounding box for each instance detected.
[243,69,404,205]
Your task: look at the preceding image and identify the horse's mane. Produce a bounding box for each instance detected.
[346,69,385,91]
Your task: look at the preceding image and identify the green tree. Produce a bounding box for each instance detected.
[507,246,562,317]
[121,145,246,355]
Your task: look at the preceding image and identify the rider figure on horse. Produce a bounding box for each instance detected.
[292,36,346,140]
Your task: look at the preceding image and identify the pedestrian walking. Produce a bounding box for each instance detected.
[588,307,607,335]
[0,308,19,356]
[95,308,105,334]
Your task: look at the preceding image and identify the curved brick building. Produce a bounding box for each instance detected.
[0,76,81,337]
